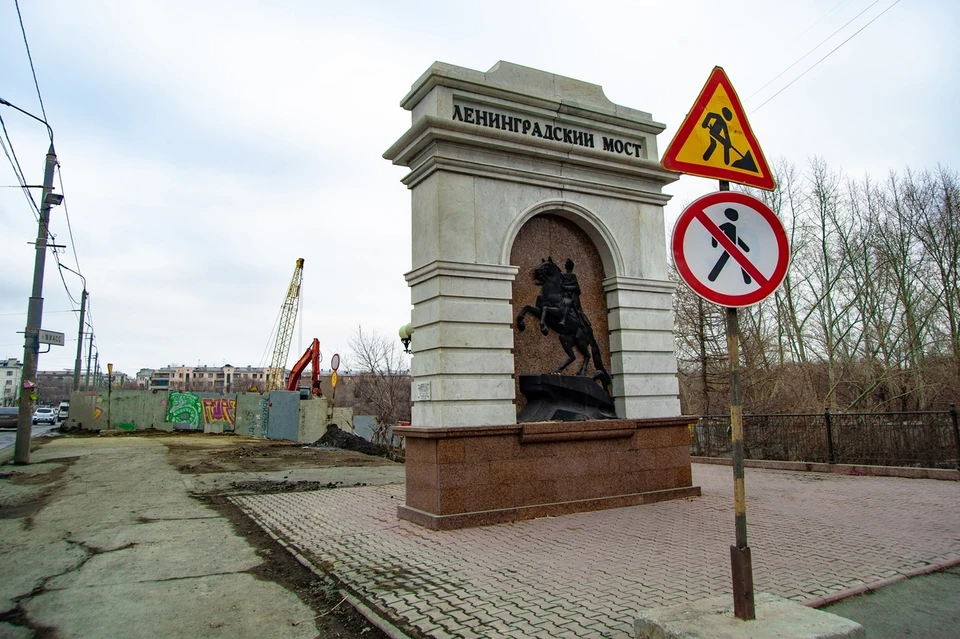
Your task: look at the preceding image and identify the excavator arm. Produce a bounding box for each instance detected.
[285,338,322,395]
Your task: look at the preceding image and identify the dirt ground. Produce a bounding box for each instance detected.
[159,432,400,474]
[59,431,402,638]
[168,434,399,638]
[204,493,390,639]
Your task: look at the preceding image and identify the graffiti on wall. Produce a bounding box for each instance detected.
[166,392,237,430]
[243,409,261,437]
[260,397,270,438]
[167,392,203,429]
[201,398,236,426]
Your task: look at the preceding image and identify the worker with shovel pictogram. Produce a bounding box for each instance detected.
[701,107,759,174]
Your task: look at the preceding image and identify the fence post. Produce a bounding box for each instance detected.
[824,406,837,464]
[950,403,960,472]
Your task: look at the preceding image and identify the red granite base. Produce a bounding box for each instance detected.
[393,417,702,530]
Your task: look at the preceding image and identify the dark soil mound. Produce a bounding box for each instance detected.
[314,424,388,457]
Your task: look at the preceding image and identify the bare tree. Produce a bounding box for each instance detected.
[673,265,727,415]
[906,167,960,400]
[229,376,266,393]
[344,326,411,441]
[673,158,960,415]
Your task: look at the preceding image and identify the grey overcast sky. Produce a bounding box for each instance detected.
[1,0,957,377]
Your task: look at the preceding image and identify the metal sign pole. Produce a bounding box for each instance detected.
[718,179,755,620]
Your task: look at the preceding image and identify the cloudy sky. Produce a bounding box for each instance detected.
[1,0,956,378]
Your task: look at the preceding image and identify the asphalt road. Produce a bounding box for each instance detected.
[0,422,61,452]
[823,565,960,638]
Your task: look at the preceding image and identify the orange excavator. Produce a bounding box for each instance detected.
[285,337,322,396]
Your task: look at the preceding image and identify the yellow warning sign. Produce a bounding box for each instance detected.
[662,67,775,191]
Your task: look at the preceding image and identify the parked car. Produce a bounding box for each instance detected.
[57,401,70,422]
[32,407,57,425]
[0,406,19,429]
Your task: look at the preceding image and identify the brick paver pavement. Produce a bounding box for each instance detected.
[233,464,960,638]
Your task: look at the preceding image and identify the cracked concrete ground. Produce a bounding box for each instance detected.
[0,437,323,638]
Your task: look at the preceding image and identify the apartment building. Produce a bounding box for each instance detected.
[139,364,278,393]
[1,358,22,406]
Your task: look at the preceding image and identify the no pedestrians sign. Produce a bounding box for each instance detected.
[672,191,789,307]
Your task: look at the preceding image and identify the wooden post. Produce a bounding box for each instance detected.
[726,306,754,620]
[719,179,755,621]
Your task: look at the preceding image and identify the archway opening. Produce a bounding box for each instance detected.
[509,213,612,415]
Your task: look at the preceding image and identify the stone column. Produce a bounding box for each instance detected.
[605,276,682,418]
[405,260,518,428]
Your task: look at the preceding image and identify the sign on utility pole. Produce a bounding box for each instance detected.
[38,330,65,346]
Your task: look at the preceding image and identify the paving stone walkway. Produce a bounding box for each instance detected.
[234,464,960,639]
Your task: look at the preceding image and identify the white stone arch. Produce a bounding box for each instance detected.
[500,200,624,277]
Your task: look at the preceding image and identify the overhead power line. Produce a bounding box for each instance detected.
[747,0,884,101]
[54,256,79,307]
[752,0,904,113]
[55,165,83,274]
[14,0,49,132]
[0,112,40,219]
[793,0,856,43]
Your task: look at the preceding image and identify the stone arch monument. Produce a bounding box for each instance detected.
[385,61,699,529]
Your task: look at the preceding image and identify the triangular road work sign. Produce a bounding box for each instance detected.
[662,67,775,191]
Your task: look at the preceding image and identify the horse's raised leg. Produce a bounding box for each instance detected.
[516,305,540,332]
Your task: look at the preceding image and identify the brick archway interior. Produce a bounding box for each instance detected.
[510,213,612,414]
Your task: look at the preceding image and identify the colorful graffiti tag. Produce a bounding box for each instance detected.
[166,392,238,430]
[201,398,236,426]
[167,392,203,429]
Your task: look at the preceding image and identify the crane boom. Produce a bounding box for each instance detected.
[266,258,304,390]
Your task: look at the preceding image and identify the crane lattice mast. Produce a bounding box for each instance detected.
[266,258,304,390]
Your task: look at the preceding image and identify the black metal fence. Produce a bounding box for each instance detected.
[691,404,960,470]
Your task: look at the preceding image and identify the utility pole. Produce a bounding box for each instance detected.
[84,330,93,390]
[107,363,113,430]
[65,272,87,393]
[14,144,58,464]
[72,289,87,392]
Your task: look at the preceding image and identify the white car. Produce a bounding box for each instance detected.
[33,407,57,425]
[57,401,70,422]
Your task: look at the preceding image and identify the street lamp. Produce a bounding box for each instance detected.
[399,323,414,354]
[2,95,60,464]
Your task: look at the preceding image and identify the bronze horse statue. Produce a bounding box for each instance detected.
[516,257,611,392]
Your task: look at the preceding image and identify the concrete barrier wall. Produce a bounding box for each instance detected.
[297,400,354,443]
[67,389,352,443]
[235,392,268,438]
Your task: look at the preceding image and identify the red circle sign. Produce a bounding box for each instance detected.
[672,191,789,307]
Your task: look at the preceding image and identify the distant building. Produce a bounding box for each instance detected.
[36,367,131,404]
[139,364,279,393]
[35,369,74,405]
[1,358,22,406]
[135,368,153,388]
